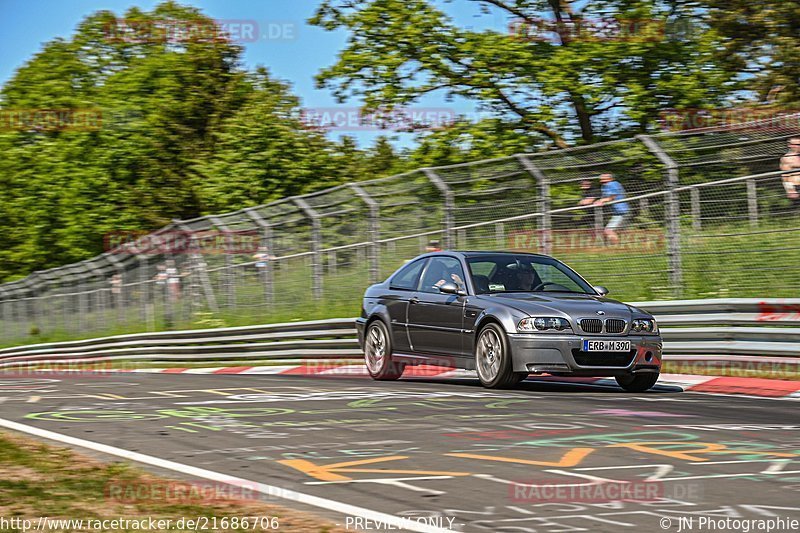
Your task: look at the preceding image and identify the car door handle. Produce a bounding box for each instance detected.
[409,297,420,304]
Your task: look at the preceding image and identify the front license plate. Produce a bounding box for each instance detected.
[582,339,631,352]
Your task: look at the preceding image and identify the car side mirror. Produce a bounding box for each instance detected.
[439,282,466,296]
[594,285,609,296]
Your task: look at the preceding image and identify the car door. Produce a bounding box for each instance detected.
[383,258,428,352]
[407,256,467,356]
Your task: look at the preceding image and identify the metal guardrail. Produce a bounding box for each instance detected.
[638,298,800,359]
[0,299,797,369]
[0,319,360,368]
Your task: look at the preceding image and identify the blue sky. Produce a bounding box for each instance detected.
[0,0,510,147]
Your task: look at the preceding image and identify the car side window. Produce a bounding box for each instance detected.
[419,257,465,294]
[389,259,427,290]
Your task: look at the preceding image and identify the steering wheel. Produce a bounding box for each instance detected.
[532,281,570,292]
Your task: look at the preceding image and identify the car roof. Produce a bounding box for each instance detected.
[417,250,552,259]
[459,250,550,258]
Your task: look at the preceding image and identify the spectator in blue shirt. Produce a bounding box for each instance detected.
[593,173,630,245]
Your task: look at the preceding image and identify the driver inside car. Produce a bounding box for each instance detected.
[514,264,538,291]
[516,265,535,290]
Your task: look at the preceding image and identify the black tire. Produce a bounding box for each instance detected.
[615,372,659,392]
[475,323,519,389]
[364,320,405,381]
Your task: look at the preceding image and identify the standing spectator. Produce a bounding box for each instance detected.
[425,239,442,253]
[165,259,181,301]
[577,178,600,228]
[780,137,800,203]
[577,179,599,206]
[110,273,122,308]
[253,246,272,278]
[154,263,167,285]
[593,173,630,245]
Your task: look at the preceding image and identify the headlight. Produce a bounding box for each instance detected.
[631,318,657,333]
[518,317,571,332]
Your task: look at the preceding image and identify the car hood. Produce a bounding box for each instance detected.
[477,292,644,319]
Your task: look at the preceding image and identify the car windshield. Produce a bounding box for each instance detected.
[466,255,595,295]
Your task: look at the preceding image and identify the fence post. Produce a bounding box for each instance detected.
[74,262,91,333]
[0,289,6,342]
[163,263,173,329]
[175,221,218,314]
[422,168,454,249]
[244,208,275,305]
[639,197,649,217]
[495,223,505,248]
[22,276,37,335]
[138,253,149,324]
[209,217,236,310]
[594,206,604,232]
[638,135,683,297]
[515,155,552,256]
[348,183,380,284]
[292,197,323,299]
[105,254,125,327]
[746,178,759,228]
[457,229,466,249]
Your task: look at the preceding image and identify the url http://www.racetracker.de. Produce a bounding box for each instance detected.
[0,515,281,532]
[664,515,799,533]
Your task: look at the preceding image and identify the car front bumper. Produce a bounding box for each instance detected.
[507,332,662,376]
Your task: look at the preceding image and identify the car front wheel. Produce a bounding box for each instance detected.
[615,372,659,392]
[364,320,405,380]
[475,323,524,388]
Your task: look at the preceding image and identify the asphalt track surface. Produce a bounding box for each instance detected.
[1,372,799,532]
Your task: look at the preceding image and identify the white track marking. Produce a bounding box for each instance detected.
[0,417,455,533]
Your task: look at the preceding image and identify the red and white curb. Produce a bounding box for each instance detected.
[21,364,800,399]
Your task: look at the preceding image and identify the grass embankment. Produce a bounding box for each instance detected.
[0,431,343,532]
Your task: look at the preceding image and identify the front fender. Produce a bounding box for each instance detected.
[359,300,392,344]
[472,306,526,336]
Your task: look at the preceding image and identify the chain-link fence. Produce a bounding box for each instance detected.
[1,114,799,346]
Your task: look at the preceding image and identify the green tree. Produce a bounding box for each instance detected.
[0,2,358,280]
[366,135,405,176]
[700,0,799,104]
[311,0,735,146]
[193,68,343,211]
[406,117,542,167]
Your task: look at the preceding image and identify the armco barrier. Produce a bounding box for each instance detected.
[0,299,797,369]
[632,298,800,358]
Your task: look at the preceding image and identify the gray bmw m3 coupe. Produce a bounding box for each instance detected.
[356,251,662,391]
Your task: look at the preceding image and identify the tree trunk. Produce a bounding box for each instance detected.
[570,93,594,143]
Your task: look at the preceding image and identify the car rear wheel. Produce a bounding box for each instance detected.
[615,372,659,392]
[475,323,522,389]
[364,320,405,380]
